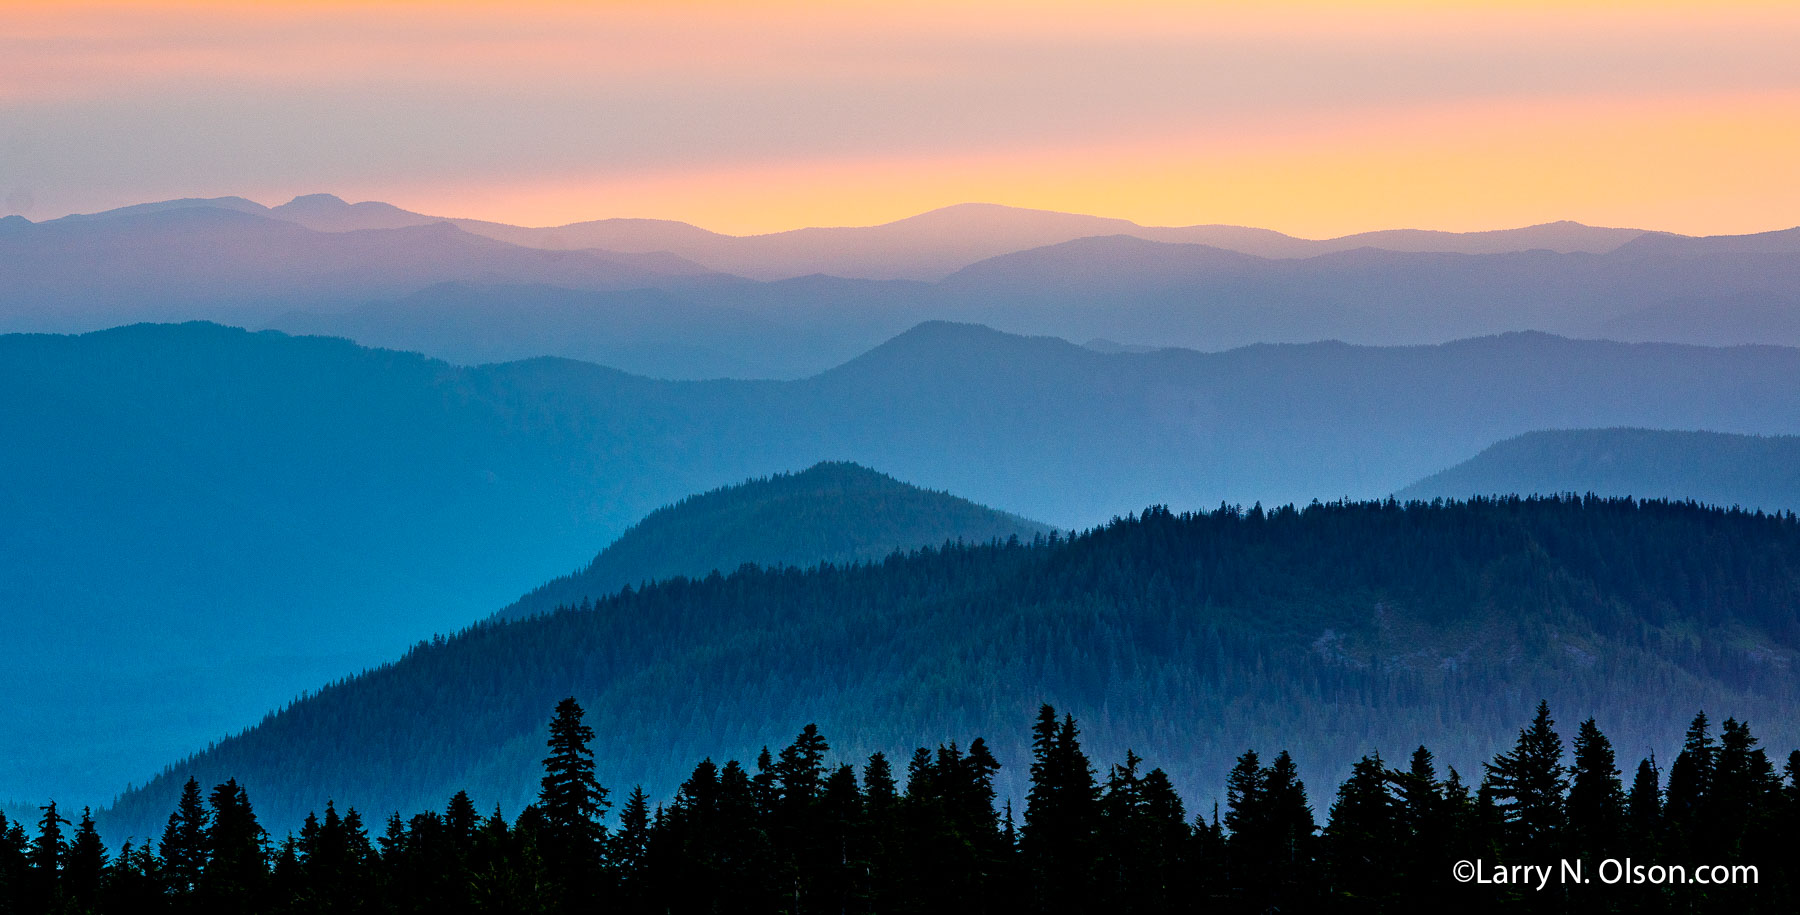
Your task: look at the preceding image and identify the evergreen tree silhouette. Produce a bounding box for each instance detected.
[203,778,267,909]
[1712,718,1779,853]
[0,811,29,913]
[30,801,69,911]
[1484,701,1567,855]
[1324,753,1398,903]
[160,776,209,900]
[612,785,653,913]
[1566,718,1625,861]
[1022,705,1099,915]
[539,697,609,850]
[66,807,104,910]
[1664,711,1715,855]
[1625,756,1662,858]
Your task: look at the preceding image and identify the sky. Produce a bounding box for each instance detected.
[3,1,1799,236]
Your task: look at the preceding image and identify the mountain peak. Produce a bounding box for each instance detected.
[280,192,350,209]
[492,462,1048,621]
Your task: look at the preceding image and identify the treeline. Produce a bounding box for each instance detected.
[8,699,1799,913]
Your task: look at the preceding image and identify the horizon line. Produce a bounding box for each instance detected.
[29,191,1788,242]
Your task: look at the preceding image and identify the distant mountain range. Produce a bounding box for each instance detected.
[101,496,1800,845]
[494,462,1050,623]
[10,194,1800,378]
[30,193,1654,280]
[1400,428,1800,513]
[9,321,1800,806]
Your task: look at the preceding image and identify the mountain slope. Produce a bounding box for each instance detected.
[495,462,1051,622]
[11,321,1800,804]
[103,497,1800,842]
[1399,428,1800,513]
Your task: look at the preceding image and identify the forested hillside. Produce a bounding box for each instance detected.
[13,321,1800,804]
[1401,428,1800,513]
[105,497,1800,845]
[496,462,1049,622]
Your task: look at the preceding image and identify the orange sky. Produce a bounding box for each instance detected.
[4,1,1799,235]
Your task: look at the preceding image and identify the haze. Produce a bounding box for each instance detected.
[5,1,1800,236]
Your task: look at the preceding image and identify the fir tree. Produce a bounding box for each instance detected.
[65,807,104,910]
[203,779,267,909]
[1664,711,1715,854]
[1626,756,1662,858]
[1022,705,1099,914]
[1324,753,1398,902]
[160,776,210,898]
[30,802,69,911]
[612,786,652,873]
[1566,718,1625,860]
[538,697,609,853]
[1483,700,1568,854]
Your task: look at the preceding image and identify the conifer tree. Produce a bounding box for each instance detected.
[203,778,268,908]
[65,807,104,910]
[160,776,210,898]
[1387,746,1450,889]
[538,697,609,852]
[612,786,652,873]
[1712,717,1779,853]
[446,789,480,856]
[31,802,69,910]
[1483,701,1568,854]
[1222,749,1264,849]
[1324,753,1398,902]
[0,812,28,914]
[1022,705,1099,914]
[1566,718,1625,860]
[1664,711,1715,854]
[1626,756,1662,857]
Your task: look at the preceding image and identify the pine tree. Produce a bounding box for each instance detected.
[0,812,30,914]
[612,786,652,874]
[1222,749,1264,850]
[1664,711,1715,854]
[1262,750,1316,904]
[31,801,69,910]
[1323,753,1398,902]
[203,779,267,908]
[773,723,830,809]
[160,776,210,898]
[65,807,105,909]
[538,697,609,853]
[1712,717,1779,854]
[1388,746,1449,889]
[1566,718,1625,860]
[1625,756,1662,857]
[446,789,481,855]
[1483,700,1568,854]
[1022,705,1099,914]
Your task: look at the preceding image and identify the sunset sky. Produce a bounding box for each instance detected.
[4,1,1799,236]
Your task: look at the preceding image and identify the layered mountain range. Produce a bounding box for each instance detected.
[8,195,1800,380]
[9,321,1800,807]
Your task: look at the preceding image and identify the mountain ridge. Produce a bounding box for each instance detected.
[12,321,1800,805]
[493,460,1052,622]
[42,193,1679,280]
[1399,428,1800,514]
